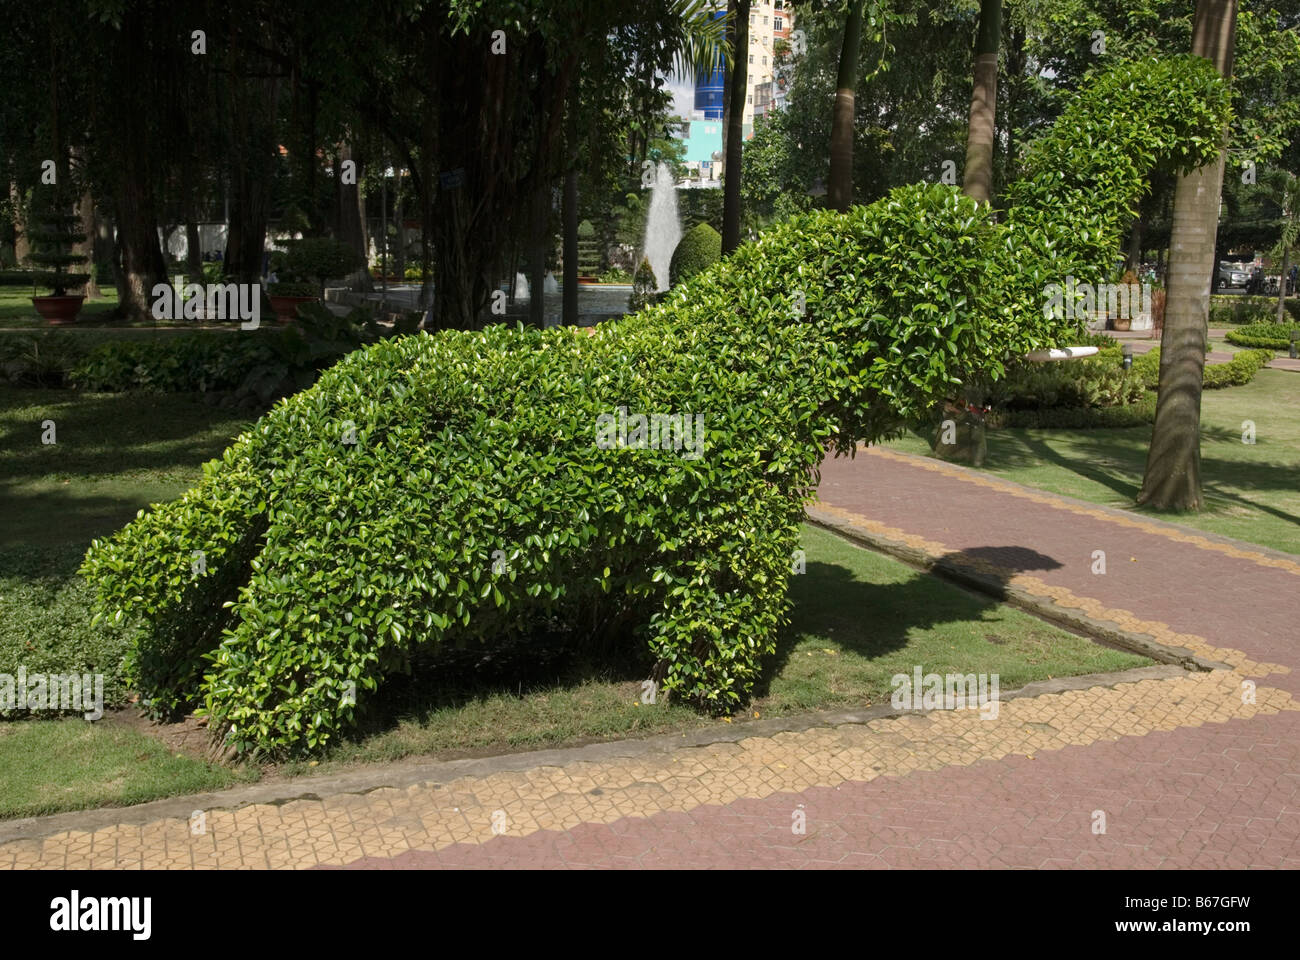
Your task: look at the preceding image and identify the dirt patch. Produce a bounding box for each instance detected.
[101,706,216,760]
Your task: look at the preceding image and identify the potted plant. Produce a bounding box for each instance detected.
[28,202,90,324]
[265,280,319,324]
[267,237,361,323]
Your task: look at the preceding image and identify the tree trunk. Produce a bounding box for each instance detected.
[186,220,202,280]
[1125,213,1144,272]
[76,188,99,299]
[335,141,372,292]
[828,1,864,213]
[562,82,580,327]
[528,184,549,328]
[11,183,29,265]
[721,0,749,252]
[962,0,1001,207]
[1277,245,1290,322]
[1138,0,1237,512]
[224,74,280,284]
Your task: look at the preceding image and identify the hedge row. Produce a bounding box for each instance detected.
[990,395,1157,429]
[1131,347,1273,390]
[1224,322,1298,351]
[1209,295,1300,326]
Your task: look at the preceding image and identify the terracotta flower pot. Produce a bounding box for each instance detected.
[31,295,85,324]
[267,295,318,324]
[1112,317,1132,332]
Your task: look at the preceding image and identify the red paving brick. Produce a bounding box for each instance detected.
[329,448,1300,869]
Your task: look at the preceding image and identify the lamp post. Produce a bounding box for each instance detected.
[1123,343,1133,370]
[1290,330,1298,360]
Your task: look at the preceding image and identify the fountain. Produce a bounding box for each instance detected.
[642,162,682,292]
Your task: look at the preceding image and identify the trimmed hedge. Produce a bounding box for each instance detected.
[1209,295,1300,326]
[1224,322,1298,351]
[668,223,722,287]
[1132,347,1272,389]
[83,57,1230,757]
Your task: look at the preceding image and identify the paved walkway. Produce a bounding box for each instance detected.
[3,448,1298,869]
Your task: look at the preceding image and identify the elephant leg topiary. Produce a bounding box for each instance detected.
[83,57,1231,756]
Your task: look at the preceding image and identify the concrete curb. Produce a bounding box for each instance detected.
[0,662,1189,845]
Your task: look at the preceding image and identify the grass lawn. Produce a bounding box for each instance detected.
[0,388,253,545]
[887,368,1300,554]
[0,380,1149,817]
[0,286,121,326]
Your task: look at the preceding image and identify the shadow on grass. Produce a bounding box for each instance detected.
[984,426,1300,533]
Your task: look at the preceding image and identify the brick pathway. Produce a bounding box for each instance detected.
[4,448,1298,869]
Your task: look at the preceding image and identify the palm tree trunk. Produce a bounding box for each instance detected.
[1138,0,1237,511]
[962,0,1001,207]
[828,1,864,213]
[721,0,749,253]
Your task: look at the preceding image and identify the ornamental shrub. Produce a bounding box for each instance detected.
[669,223,721,287]
[1132,347,1272,390]
[628,256,658,312]
[83,57,1230,757]
[1224,322,1297,351]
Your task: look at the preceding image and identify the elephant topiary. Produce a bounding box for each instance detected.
[83,58,1229,756]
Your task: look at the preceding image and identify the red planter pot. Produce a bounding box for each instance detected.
[268,295,319,324]
[31,295,85,324]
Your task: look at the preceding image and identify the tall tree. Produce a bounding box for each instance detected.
[828,1,864,212]
[1137,0,1238,511]
[721,0,749,252]
[962,0,1001,206]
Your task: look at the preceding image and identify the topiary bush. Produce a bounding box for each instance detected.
[668,223,722,287]
[82,57,1230,757]
[628,256,658,312]
[1224,322,1297,351]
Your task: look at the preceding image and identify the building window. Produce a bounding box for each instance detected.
[748,54,754,63]
[775,17,783,31]
[747,95,753,104]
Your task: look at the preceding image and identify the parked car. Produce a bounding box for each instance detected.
[1217,262,1251,290]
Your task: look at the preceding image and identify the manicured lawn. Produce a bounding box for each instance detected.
[0,286,121,326]
[0,388,253,545]
[0,383,1149,818]
[887,368,1300,554]
[0,721,254,819]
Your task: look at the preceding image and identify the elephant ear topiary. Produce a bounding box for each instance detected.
[669,223,721,287]
[82,56,1230,758]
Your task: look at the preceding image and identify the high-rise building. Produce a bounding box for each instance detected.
[691,2,795,135]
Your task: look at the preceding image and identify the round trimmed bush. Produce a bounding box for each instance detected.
[669,223,721,287]
[82,57,1229,757]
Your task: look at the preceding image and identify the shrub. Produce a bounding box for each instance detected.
[82,57,1230,757]
[1209,295,1300,325]
[1224,322,1298,351]
[281,237,364,297]
[668,223,722,287]
[68,305,404,403]
[628,256,658,311]
[1132,346,1272,390]
[266,281,319,298]
[990,355,1146,411]
[990,395,1156,429]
